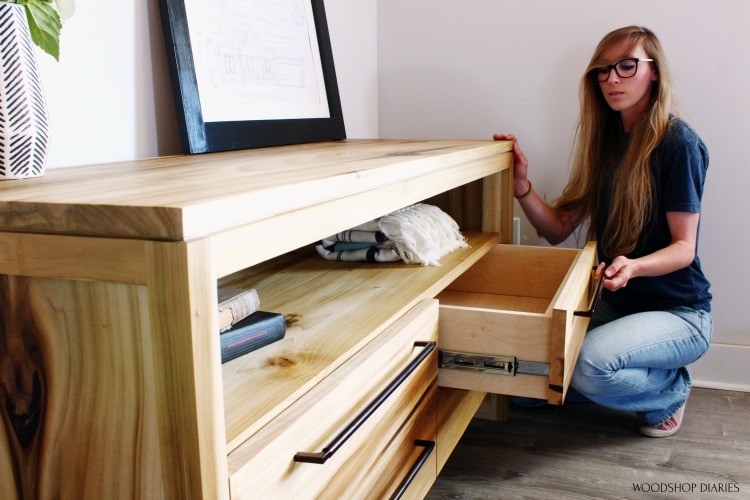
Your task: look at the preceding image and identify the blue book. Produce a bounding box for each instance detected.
[220,311,286,364]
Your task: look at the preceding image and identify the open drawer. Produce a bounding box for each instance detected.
[437,242,598,404]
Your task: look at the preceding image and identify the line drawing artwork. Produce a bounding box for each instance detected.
[184,0,330,122]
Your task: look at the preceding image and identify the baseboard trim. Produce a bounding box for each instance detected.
[690,343,750,392]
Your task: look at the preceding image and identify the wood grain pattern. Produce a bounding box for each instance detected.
[444,244,578,300]
[478,166,513,425]
[348,386,437,500]
[437,244,594,404]
[547,241,597,404]
[0,233,147,284]
[219,232,498,452]
[211,152,509,278]
[435,388,485,473]
[0,275,44,500]
[227,300,438,497]
[0,140,517,496]
[438,369,549,401]
[0,140,513,240]
[548,242,597,314]
[424,165,511,239]
[423,179,484,232]
[146,240,228,499]
[0,275,162,499]
[437,290,550,313]
[438,304,551,363]
[497,168,514,243]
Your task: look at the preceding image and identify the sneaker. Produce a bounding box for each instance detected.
[638,404,686,438]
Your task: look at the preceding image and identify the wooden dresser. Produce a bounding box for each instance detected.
[0,140,596,498]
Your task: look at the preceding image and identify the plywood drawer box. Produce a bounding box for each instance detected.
[227,299,439,498]
[437,242,598,405]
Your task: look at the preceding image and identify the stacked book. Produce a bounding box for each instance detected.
[218,288,286,363]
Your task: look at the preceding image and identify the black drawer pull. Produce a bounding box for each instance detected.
[390,440,435,500]
[574,266,605,318]
[294,341,436,464]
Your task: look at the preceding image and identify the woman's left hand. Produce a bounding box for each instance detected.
[602,256,637,291]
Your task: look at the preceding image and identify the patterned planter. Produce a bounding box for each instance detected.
[0,3,50,180]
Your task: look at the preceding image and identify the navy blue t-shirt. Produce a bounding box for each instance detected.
[596,118,712,313]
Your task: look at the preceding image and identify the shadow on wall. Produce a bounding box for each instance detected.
[142,0,182,157]
[378,67,508,141]
[378,62,586,250]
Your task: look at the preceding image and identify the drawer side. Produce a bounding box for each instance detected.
[547,241,598,404]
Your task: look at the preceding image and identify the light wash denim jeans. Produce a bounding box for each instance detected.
[570,300,713,426]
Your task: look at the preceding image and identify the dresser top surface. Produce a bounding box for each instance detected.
[0,139,512,240]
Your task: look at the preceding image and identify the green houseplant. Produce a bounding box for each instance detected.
[1,0,75,60]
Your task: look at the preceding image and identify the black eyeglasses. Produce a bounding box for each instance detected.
[591,57,654,82]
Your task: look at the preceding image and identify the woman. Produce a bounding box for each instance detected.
[494,26,712,438]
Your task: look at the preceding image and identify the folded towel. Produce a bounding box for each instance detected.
[326,230,389,244]
[315,242,402,263]
[320,239,394,252]
[315,203,467,266]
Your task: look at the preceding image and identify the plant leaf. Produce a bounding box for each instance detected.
[24,0,62,60]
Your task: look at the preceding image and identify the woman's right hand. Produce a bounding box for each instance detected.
[493,133,530,197]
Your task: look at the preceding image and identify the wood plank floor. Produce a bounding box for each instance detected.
[428,388,750,499]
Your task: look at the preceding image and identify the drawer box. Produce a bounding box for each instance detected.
[227,299,438,498]
[437,242,597,404]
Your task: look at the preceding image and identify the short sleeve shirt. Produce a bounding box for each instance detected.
[596,118,712,313]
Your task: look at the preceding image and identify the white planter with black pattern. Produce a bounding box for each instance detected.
[0,3,50,180]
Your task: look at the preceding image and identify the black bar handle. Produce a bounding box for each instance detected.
[573,265,605,318]
[294,341,436,464]
[390,440,435,500]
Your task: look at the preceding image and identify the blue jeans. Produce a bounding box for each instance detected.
[570,300,713,426]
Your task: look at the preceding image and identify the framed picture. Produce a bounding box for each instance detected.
[159,0,346,154]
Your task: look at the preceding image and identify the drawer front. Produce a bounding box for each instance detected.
[227,299,438,498]
[336,386,437,499]
[437,242,597,404]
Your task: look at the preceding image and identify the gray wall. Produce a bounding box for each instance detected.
[378,0,749,389]
[39,0,379,168]
[36,0,747,389]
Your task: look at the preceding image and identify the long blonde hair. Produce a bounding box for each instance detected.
[554,26,675,257]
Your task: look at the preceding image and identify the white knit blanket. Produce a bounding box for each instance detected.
[315,203,467,266]
[380,203,468,266]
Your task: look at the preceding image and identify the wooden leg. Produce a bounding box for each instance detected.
[474,394,509,422]
[146,240,228,499]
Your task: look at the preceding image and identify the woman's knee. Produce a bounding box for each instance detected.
[571,341,614,395]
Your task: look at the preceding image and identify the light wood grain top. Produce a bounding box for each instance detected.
[0,140,513,241]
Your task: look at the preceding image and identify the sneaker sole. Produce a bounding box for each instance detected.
[638,425,681,438]
[638,404,686,438]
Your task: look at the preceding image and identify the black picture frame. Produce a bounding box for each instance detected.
[159,0,346,154]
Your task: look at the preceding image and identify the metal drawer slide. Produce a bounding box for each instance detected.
[439,350,549,377]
